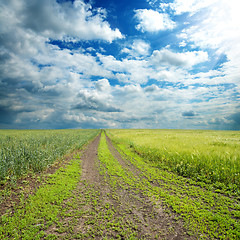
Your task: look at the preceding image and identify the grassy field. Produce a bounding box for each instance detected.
[106,131,240,239]
[0,129,99,181]
[107,129,240,195]
[0,129,239,239]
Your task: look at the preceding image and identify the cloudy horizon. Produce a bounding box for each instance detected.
[0,0,239,130]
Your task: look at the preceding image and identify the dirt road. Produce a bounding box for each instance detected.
[44,133,193,239]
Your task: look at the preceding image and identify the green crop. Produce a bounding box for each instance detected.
[105,131,240,239]
[0,129,99,181]
[107,129,240,193]
[0,153,82,239]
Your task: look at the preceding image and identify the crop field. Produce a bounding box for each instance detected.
[0,129,239,239]
[0,129,99,181]
[108,129,240,194]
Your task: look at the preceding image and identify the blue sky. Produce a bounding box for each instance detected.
[0,0,239,130]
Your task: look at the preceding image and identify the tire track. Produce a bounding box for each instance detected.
[45,132,195,239]
[105,133,194,240]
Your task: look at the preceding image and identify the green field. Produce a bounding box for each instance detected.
[0,129,99,181]
[107,129,240,195]
[106,129,240,239]
[0,129,239,239]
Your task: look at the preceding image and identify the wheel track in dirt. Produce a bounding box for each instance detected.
[45,132,195,239]
[105,134,194,240]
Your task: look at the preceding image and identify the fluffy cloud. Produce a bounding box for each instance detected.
[98,53,151,83]
[0,0,123,117]
[0,0,123,42]
[134,9,176,32]
[74,86,122,113]
[95,79,111,92]
[151,48,208,68]
[121,39,151,58]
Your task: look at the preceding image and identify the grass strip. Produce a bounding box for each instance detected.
[98,132,180,239]
[96,132,142,239]
[0,153,82,239]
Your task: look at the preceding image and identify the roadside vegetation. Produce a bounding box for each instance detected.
[0,153,82,239]
[107,129,240,195]
[106,130,240,239]
[0,129,99,182]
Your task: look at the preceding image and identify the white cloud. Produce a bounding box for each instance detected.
[74,82,122,113]
[0,0,123,43]
[98,53,151,83]
[151,48,208,68]
[121,39,151,58]
[134,9,176,32]
[95,79,111,92]
[168,0,218,15]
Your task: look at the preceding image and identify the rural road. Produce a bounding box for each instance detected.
[45,133,193,239]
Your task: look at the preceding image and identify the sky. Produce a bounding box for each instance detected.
[0,0,240,130]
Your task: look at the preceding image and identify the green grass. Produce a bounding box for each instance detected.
[106,132,240,239]
[1,131,239,239]
[0,152,82,239]
[96,132,143,239]
[0,129,99,181]
[107,129,240,194]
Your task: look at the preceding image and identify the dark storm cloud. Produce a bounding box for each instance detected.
[73,91,122,113]
[227,111,240,129]
[182,111,195,117]
[0,99,35,125]
[207,109,240,130]
[0,52,11,63]
[0,106,17,124]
